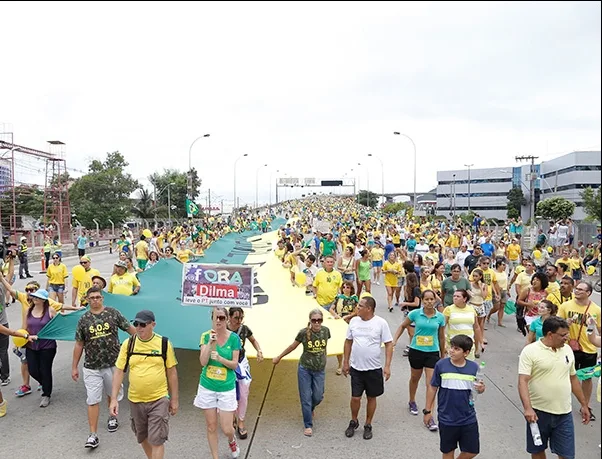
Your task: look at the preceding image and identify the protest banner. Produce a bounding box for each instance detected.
[181,263,254,308]
[314,220,331,234]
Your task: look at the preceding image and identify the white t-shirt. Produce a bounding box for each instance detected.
[346,315,393,371]
[556,224,569,240]
[455,250,470,267]
[415,243,429,256]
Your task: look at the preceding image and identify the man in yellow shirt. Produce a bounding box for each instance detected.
[108,261,141,296]
[72,256,101,307]
[558,281,601,417]
[312,255,343,310]
[134,235,149,270]
[110,310,179,459]
[506,238,522,272]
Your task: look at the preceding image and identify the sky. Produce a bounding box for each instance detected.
[1,1,600,210]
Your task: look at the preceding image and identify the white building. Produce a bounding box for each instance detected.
[436,150,601,221]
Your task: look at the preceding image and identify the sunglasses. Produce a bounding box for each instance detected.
[311,318,323,324]
[25,288,36,293]
[215,316,227,322]
[52,257,59,260]
[133,321,148,328]
[80,261,90,265]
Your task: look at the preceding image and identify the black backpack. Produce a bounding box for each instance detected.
[123,335,169,372]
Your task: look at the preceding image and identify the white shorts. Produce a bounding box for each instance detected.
[83,366,124,406]
[193,385,237,411]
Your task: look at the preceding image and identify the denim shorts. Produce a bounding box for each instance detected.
[526,410,574,459]
[48,283,65,294]
[342,273,355,282]
[372,260,383,268]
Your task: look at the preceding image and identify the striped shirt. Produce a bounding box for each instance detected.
[443,304,477,343]
[430,358,479,426]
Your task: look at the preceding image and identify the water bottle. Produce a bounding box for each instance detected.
[587,314,597,334]
[470,362,486,405]
[530,422,543,446]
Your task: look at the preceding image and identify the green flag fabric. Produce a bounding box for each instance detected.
[186,198,199,217]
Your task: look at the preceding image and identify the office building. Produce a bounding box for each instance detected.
[436,150,601,221]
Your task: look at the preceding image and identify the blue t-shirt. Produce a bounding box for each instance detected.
[480,242,494,257]
[530,316,544,341]
[77,235,87,249]
[430,358,479,426]
[407,308,445,353]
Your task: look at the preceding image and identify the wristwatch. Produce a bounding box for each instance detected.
[422,409,431,415]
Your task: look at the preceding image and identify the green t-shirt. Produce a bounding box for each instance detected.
[296,326,331,372]
[199,331,241,392]
[321,239,336,256]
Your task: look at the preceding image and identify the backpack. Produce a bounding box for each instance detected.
[123,335,169,372]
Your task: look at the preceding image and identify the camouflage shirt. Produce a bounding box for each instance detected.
[75,307,131,369]
[295,326,331,372]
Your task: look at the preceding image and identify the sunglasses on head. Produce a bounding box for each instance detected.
[311,318,323,324]
[133,321,148,328]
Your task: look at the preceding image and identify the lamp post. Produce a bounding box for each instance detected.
[464,164,474,212]
[269,169,279,208]
[188,133,210,198]
[368,153,384,208]
[393,132,417,214]
[167,182,175,224]
[255,163,268,209]
[233,154,248,215]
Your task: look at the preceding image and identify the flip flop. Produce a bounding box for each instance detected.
[237,426,248,440]
[304,427,313,437]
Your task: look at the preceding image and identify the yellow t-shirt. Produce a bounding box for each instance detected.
[46,263,68,285]
[115,334,177,403]
[568,258,582,272]
[370,247,384,262]
[177,249,194,263]
[73,267,101,304]
[135,240,149,260]
[383,261,401,287]
[515,271,532,294]
[518,340,576,414]
[274,247,286,260]
[312,269,343,306]
[392,234,401,245]
[558,300,602,354]
[555,258,572,276]
[17,291,62,313]
[495,270,508,291]
[507,244,521,261]
[424,252,439,265]
[480,268,497,301]
[108,273,140,296]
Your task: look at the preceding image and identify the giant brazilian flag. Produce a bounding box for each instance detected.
[38,218,349,359]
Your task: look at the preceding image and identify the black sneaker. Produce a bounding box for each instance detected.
[363,424,373,440]
[84,434,99,449]
[107,416,119,432]
[345,419,359,438]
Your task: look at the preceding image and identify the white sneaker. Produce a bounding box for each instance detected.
[229,439,240,458]
[40,396,50,408]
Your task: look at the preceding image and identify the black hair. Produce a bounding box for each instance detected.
[542,316,569,336]
[539,299,558,316]
[361,296,376,310]
[228,307,244,318]
[531,272,549,290]
[140,235,146,241]
[560,275,575,285]
[577,281,593,294]
[307,254,316,263]
[450,263,461,272]
[86,286,103,297]
[455,288,470,302]
[450,335,473,352]
[403,260,415,275]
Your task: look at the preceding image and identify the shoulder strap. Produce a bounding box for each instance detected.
[161,336,168,367]
[576,302,592,338]
[124,335,137,373]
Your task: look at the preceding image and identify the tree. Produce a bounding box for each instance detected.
[356,190,379,208]
[536,197,575,221]
[382,201,412,217]
[131,188,155,219]
[68,152,139,228]
[0,185,45,227]
[580,187,601,222]
[148,169,201,218]
[507,187,526,219]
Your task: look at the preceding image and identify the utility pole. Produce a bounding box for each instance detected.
[208,188,211,216]
[515,155,539,245]
[464,164,474,212]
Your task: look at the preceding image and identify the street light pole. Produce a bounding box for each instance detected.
[269,169,279,208]
[233,154,248,215]
[368,153,384,208]
[167,182,175,224]
[464,164,474,212]
[255,164,268,209]
[188,133,210,198]
[393,132,417,214]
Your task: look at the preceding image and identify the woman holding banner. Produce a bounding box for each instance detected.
[194,307,242,459]
[227,307,264,440]
[272,309,331,437]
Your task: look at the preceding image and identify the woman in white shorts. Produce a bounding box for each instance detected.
[194,307,242,459]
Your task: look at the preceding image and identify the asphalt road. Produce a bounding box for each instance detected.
[0,250,600,459]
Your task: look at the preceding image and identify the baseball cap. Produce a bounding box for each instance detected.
[30,289,49,301]
[114,260,127,268]
[132,310,155,324]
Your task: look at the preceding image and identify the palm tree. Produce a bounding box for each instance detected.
[131,188,154,219]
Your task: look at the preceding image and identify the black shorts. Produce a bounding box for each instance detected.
[573,350,598,370]
[78,248,85,257]
[393,243,401,248]
[408,348,440,370]
[439,422,480,454]
[350,367,384,398]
